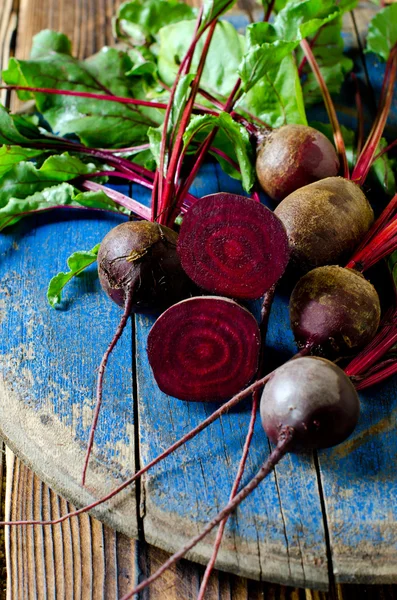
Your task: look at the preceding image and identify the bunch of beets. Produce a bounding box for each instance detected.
[2,1,397,598]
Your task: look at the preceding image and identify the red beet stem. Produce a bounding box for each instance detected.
[298,29,322,77]
[0,371,274,527]
[355,360,397,390]
[177,194,289,300]
[156,6,206,218]
[351,45,397,185]
[120,427,294,600]
[80,180,151,221]
[84,170,153,191]
[351,73,365,156]
[300,39,349,179]
[373,138,397,162]
[158,20,218,225]
[346,215,397,272]
[2,84,219,117]
[346,192,397,265]
[172,78,242,225]
[81,288,135,486]
[197,393,258,600]
[263,0,276,22]
[345,308,397,380]
[0,204,112,231]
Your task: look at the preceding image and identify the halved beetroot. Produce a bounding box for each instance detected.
[147,296,261,402]
[177,193,290,300]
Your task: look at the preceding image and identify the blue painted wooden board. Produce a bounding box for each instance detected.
[1,6,397,590]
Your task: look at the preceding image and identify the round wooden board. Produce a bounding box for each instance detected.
[0,163,397,591]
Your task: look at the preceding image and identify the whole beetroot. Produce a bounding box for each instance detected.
[290,266,381,359]
[261,356,360,450]
[98,220,191,313]
[274,177,374,272]
[256,124,339,204]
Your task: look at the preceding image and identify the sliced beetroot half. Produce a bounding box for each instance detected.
[147,296,261,402]
[177,193,290,300]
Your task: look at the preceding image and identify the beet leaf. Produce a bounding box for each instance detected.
[366,3,397,62]
[47,244,101,308]
[113,0,196,46]
[182,112,255,190]
[2,31,164,148]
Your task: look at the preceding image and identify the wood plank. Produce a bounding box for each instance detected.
[6,455,397,598]
[4,451,140,599]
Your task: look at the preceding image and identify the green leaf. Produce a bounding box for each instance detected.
[241,54,307,127]
[0,182,128,231]
[2,33,163,148]
[114,0,195,45]
[273,0,339,41]
[0,146,44,177]
[183,112,255,192]
[47,243,101,308]
[367,138,396,197]
[30,30,72,59]
[296,16,354,105]
[239,0,340,94]
[147,73,196,170]
[147,126,163,168]
[388,251,397,291]
[0,153,97,208]
[366,4,397,61]
[0,105,38,145]
[200,0,238,31]
[158,20,245,98]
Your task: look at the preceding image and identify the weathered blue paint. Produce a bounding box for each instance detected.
[0,191,135,478]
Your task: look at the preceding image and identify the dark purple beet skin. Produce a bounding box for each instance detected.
[98,221,191,313]
[177,193,290,300]
[261,356,360,450]
[256,124,340,204]
[290,266,381,359]
[147,296,261,402]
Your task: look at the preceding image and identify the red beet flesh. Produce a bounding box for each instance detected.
[261,356,360,450]
[147,296,261,402]
[290,266,381,359]
[97,221,191,313]
[177,193,290,300]
[256,125,340,204]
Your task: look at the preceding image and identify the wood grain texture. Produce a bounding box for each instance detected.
[4,450,139,599]
[6,453,397,599]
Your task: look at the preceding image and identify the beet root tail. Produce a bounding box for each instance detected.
[82,287,135,486]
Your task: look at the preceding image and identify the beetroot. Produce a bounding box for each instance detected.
[255,124,340,204]
[261,356,360,450]
[98,220,191,312]
[177,193,290,300]
[147,296,261,402]
[290,266,381,358]
[275,177,374,272]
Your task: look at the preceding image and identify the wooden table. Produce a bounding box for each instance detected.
[1,0,397,598]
